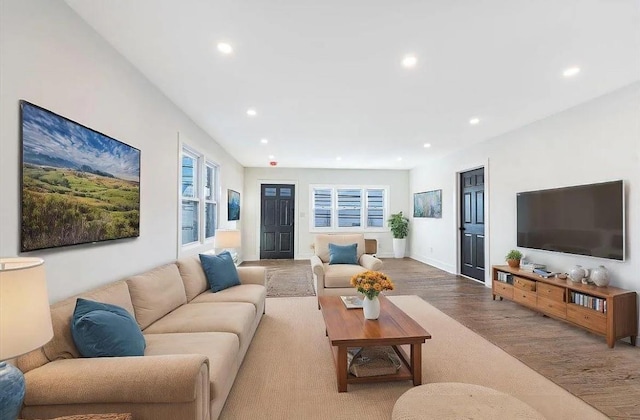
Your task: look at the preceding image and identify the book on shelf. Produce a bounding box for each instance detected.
[520,263,546,272]
[570,291,607,313]
[340,295,363,309]
[533,268,555,278]
[496,271,514,284]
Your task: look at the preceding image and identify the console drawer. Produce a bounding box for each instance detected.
[513,289,536,308]
[514,276,536,292]
[537,296,566,319]
[537,283,565,302]
[567,304,606,334]
[493,282,513,299]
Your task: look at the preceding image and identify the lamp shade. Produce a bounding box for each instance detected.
[0,257,53,360]
[214,230,241,249]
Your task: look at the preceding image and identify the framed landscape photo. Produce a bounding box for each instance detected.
[20,100,140,252]
[228,189,240,221]
[413,189,442,218]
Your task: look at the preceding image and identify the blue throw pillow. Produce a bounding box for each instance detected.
[328,243,358,265]
[199,251,241,292]
[71,298,145,358]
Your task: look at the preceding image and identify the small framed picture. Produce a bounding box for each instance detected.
[414,189,442,218]
[228,189,240,221]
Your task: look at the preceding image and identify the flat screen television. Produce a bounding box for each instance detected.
[516,180,624,261]
[20,100,141,252]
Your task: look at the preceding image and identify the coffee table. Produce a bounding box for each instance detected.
[319,295,431,392]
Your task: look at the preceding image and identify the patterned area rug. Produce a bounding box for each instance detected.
[240,260,315,297]
[241,257,443,298]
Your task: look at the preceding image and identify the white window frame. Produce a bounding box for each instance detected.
[179,144,220,251]
[204,161,219,241]
[180,147,200,247]
[310,185,389,232]
[336,188,363,228]
[365,188,385,229]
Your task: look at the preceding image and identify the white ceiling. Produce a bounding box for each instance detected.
[64,0,640,169]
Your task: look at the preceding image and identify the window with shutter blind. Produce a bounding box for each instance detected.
[311,185,388,231]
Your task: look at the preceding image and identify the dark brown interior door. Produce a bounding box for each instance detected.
[260,184,295,259]
[460,168,485,281]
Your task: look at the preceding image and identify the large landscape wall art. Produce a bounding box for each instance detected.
[20,101,140,252]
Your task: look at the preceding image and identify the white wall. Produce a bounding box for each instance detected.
[243,168,410,260]
[410,83,640,340]
[411,158,490,274]
[0,0,244,302]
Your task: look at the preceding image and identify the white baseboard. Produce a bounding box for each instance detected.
[409,253,457,274]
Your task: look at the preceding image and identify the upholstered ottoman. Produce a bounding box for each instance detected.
[392,382,545,419]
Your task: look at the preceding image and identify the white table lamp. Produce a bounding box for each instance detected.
[214,230,241,263]
[0,257,53,420]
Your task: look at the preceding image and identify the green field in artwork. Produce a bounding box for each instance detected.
[21,164,140,251]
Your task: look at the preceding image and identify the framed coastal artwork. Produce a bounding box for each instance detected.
[228,189,240,221]
[20,100,140,252]
[413,189,442,218]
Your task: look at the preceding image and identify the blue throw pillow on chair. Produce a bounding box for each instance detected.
[328,243,358,264]
[71,298,146,358]
[199,251,241,292]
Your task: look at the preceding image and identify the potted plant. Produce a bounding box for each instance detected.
[388,211,409,258]
[505,249,523,268]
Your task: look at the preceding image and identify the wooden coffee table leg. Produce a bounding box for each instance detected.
[411,343,422,386]
[337,345,348,392]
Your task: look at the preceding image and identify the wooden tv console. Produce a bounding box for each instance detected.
[492,265,638,348]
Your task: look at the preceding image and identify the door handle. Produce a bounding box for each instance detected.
[459,227,466,231]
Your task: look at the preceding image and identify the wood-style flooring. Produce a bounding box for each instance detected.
[243,257,640,419]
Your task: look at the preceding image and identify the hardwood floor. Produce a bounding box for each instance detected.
[244,257,640,419]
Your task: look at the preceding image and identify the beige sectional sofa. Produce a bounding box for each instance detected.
[17,255,266,420]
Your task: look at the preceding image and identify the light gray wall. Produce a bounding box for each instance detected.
[410,83,640,340]
[3,0,637,338]
[243,168,410,260]
[0,0,244,302]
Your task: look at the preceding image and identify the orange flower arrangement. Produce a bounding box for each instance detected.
[350,270,394,300]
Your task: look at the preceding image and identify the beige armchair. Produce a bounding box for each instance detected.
[310,233,383,308]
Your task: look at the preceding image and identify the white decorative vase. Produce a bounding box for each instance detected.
[568,265,588,283]
[393,238,406,259]
[363,295,381,320]
[590,265,610,287]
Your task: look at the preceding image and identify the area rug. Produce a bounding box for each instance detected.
[241,260,315,297]
[266,266,315,297]
[220,295,606,419]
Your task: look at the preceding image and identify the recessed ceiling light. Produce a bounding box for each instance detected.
[247,108,257,117]
[469,117,480,125]
[397,157,403,161]
[336,156,342,161]
[268,155,275,160]
[423,143,431,148]
[563,67,581,77]
[217,42,233,54]
[260,138,268,144]
[401,55,417,68]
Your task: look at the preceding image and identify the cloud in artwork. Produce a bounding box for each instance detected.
[21,103,140,181]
